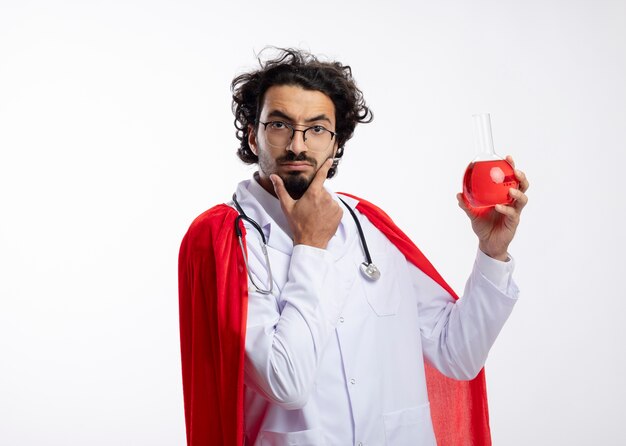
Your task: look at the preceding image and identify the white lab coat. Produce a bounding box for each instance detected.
[233,178,519,446]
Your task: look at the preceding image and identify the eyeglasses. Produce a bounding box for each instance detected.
[258,120,337,153]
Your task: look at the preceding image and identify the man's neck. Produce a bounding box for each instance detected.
[254,171,277,198]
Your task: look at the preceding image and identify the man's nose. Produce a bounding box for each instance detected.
[287,129,307,154]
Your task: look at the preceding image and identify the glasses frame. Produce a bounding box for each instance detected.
[257,120,337,152]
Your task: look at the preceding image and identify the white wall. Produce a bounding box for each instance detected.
[1,0,624,444]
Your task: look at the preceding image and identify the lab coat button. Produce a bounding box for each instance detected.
[350,378,356,385]
[339,317,345,323]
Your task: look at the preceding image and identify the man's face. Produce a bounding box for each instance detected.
[249,84,338,200]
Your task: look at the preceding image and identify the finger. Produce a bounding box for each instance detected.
[308,158,333,191]
[506,155,515,169]
[456,193,470,212]
[513,168,529,193]
[494,203,520,225]
[456,193,476,219]
[505,155,530,193]
[270,174,295,210]
[509,188,528,211]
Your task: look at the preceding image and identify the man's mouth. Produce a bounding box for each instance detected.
[280,161,313,171]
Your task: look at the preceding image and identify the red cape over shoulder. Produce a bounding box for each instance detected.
[178,195,491,445]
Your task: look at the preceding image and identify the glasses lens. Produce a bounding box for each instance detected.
[264,122,333,152]
[264,122,292,148]
[303,126,333,152]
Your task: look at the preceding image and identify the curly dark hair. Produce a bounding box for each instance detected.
[231,48,373,178]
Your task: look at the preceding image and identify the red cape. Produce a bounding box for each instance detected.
[179,195,492,445]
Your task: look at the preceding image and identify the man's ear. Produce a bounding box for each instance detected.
[328,143,341,179]
[248,124,258,156]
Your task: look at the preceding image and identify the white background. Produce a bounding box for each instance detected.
[1,0,625,445]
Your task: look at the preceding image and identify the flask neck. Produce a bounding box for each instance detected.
[473,113,499,161]
[473,147,501,162]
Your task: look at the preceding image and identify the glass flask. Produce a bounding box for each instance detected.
[462,114,519,208]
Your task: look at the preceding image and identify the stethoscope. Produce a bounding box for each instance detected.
[232,193,381,295]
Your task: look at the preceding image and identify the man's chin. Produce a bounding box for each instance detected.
[282,173,311,200]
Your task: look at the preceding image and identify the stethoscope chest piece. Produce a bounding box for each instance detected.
[360,262,381,281]
[337,196,382,282]
[233,192,383,289]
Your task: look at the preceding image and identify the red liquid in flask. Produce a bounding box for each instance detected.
[463,159,519,208]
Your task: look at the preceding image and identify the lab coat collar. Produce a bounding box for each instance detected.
[232,173,351,256]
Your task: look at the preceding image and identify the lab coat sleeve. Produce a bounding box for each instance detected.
[243,243,351,410]
[415,250,519,380]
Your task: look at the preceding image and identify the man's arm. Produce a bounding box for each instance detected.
[419,157,529,379]
[415,251,519,380]
[243,159,347,409]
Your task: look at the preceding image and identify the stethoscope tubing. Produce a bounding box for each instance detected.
[337,197,374,267]
[233,194,274,295]
[232,192,380,295]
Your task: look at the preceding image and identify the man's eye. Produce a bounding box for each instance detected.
[270,121,287,129]
[310,125,325,134]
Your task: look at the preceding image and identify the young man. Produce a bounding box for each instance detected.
[179,48,529,446]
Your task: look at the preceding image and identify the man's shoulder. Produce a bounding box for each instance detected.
[339,191,414,254]
[182,204,238,251]
[188,203,237,230]
[337,192,393,221]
